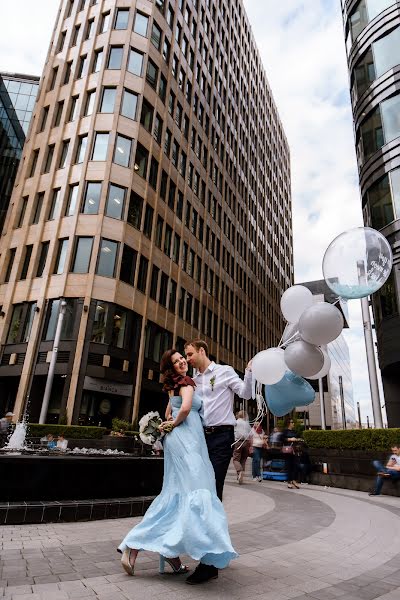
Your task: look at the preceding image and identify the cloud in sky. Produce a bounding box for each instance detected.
[1,0,382,424]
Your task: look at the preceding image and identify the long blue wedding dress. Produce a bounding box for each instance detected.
[118,393,237,568]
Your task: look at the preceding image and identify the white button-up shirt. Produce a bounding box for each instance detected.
[193,362,252,426]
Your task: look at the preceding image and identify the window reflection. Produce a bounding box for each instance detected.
[7,304,24,343]
[357,91,400,164]
[92,301,108,343]
[347,0,394,47]
[112,310,127,348]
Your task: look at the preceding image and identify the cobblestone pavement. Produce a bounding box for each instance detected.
[1,478,400,600]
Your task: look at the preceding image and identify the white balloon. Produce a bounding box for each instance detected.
[281,321,300,344]
[252,348,286,385]
[284,341,324,378]
[280,285,313,323]
[307,347,331,380]
[299,302,344,346]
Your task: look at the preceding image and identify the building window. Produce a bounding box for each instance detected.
[29,149,39,177]
[100,87,116,112]
[53,238,69,274]
[71,237,94,273]
[151,22,162,50]
[93,48,104,73]
[36,241,50,277]
[158,74,167,102]
[32,192,44,224]
[4,248,16,283]
[58,139,70,169]
[7,304,24,344]
[134,12,149,36]
[65,184,79,216]
[85,18,95,39]
[16,197,28,229]
[48,66,58,91]
[54,101,64,126]
[71,24,80,46]
[150,265,160,300]
[146,59,159,89]
[128,48,144,75]
[106,183,126,219]
[159,273,168,307]
[153,113,163,144]
[121,88,138,119]
[137,255,149,292]
[155,215,163,248]
[91,132,109,161]
[172,233,180,263]
[97,239,118,277]
[143,204,154,237]
[115,8,129,29]
[77,55,88,79]
[43,144,55,173]
[100,12,110,33]
[134,143,149,178]
[20,245,33,280]
[84,90,96,115]
[120,245,137,286]
[44,298,77,341]
[75,135,88,163]
[92,301,108,343]
[113,135,132,167]
[140,98,154,131]
[48,188,62,220]
[111,308,128,348]
[107,46,124,69]
[38,106,49,132]
[164,224,172,256]
[127,191,143,229]
[82,182,102,214]
[169,280,177,312]
[149,157,159,189]
[63,61,72,85]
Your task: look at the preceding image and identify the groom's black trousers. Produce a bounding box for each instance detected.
[204,426,235,501]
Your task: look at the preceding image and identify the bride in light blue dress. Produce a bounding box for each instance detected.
[118,348,237,578]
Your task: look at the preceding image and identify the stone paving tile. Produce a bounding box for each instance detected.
[0,482,399,598]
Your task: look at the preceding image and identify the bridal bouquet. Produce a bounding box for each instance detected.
[138,411,174,445]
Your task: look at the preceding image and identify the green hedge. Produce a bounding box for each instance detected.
[27,424,107,439]
[303,428,400,452]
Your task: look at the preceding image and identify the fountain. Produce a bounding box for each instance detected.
[0,419,163,525]
[4,421,27,451]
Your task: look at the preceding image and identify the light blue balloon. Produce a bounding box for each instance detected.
[265,370,316,417]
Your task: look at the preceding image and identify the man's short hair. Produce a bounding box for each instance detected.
[184,339,209,357]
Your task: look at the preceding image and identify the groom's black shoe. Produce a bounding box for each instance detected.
[186,563,218,585]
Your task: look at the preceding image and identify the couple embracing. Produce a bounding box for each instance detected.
[118,339,252,585]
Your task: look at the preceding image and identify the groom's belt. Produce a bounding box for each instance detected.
[203,425,234,434]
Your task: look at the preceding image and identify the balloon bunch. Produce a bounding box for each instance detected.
[252,226,394,417]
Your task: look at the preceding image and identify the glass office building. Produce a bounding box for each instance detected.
[0,72,39,232]
[341,0,400,426]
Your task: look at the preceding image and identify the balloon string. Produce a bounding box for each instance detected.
[232,382,268,448]
[278,330,299,348]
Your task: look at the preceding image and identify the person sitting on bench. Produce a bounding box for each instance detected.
[369,445,400,496]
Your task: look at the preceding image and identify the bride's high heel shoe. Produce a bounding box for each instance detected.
[121,548,137,576]
[159,555,190,574]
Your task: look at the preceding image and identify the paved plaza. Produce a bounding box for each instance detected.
[0,478,400,600]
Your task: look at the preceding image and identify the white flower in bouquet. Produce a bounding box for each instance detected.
[139,411,163,445]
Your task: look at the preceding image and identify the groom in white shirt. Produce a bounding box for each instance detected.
[184,339,252,585]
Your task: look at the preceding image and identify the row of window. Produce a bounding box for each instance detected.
[345,0,394,52]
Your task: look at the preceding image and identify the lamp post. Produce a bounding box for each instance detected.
[357,401,362,429]
[39,300,67,424]
[319,378,326,430]
[357,260,383,428]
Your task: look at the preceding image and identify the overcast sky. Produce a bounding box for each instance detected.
[0,0,383,424]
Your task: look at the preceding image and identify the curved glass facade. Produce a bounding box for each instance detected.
[357,92,400,164]
[346,0,395,51]
[352,26,400,102]
[363,167,400,229]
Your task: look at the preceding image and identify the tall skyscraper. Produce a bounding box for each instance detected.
[0,0,292,426]
[341,0,400,426]
[0,72,39,232]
